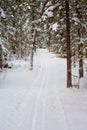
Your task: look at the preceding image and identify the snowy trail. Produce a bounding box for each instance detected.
[31,53,49,130]
[0,49,87,130]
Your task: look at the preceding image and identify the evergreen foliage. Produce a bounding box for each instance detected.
[0,0,87,87]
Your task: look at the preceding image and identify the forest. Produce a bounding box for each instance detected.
[0,1,87,130]
[0,0,87,88]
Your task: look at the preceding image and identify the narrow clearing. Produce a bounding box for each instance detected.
[0,49,87,130]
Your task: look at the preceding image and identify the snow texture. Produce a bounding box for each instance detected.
[43,3,59,19]
[50,23,59,31]
[0,37,8,53]
[0,49,87,130]
[0,8,6,18]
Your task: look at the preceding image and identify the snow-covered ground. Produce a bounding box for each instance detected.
[0,49,87,130]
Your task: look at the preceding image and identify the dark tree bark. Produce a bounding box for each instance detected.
[47,23,51,52]
[30,29,37,70]
[86,48,87,58]
[65,0,72,87]
[78,43,83,78]
[30,0,37,70]
[0,45,2,69]
[76,0,84,78]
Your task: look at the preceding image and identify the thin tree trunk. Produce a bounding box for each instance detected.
[30,0,37,70]
[78,43,83,78]
[30,48,34,70]
[86,48,87,58]
[30,29,37,70]
[76,0,84,78]
[0,45,2,69]
[65,0,72,87]
[47,23,51,52]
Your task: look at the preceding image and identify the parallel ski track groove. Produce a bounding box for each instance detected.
[31,56,49,130]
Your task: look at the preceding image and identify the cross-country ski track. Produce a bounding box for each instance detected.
[0,49,87,130]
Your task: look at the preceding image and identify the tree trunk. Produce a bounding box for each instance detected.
[78,43,83,78]
[0,45,2,69]
[76,0,84,78]
[30,29,37,70]
[30,0,37,70]
[30,48,34,70]
[65,0,72,87]
[47,23,51,52]
[86,48,87,58]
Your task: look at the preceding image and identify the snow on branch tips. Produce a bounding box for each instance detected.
[0,8,6,18]
[43,3,59,18]
[50,23,59,31]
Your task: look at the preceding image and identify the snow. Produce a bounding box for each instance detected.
[59,6,63,10]
[50,23,59,31]
[44,9,53,17]
[72,17,80,25]
[43,3,59,18]
[0,37,8,53]
[0,8,6,18]
[0,49,87,130]
[72,17,80,22]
